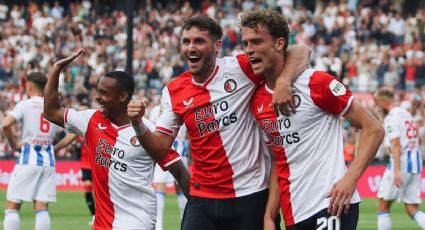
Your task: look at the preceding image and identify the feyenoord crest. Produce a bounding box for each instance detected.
[224,79,237,93]
[130,136,140,147]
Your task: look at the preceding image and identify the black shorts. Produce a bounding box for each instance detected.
[81,168,92,181]
[286,203,359,230]
[181,189,281,230]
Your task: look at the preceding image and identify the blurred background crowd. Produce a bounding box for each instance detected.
[0,0,425,164]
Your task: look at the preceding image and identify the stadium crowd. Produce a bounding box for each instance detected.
[0,0,425,163]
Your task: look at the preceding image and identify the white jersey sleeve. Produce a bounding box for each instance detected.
[64,108,97,136]
[385,113,401,141]
[8,100,25,121]
[155,86,182,137]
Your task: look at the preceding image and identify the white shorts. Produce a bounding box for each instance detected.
[7,165,56,203]
[377,168,421,204]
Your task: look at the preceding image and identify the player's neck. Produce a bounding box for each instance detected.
[108,108,131,127]
[192,64,216,84]
[264,56,286,90]
[29,91,43,98]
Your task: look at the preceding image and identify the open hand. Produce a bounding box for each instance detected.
[327,175,357,217]
[272,77,295,116]
[53,48,85,70]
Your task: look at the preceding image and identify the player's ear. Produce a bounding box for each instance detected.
[120,91,129,102]
[275,37,285,53]
[214,39,222,55]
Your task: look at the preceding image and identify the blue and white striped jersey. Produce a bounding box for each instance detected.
[8,96,57,167]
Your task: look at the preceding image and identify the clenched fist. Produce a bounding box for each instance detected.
[127,100,148,125]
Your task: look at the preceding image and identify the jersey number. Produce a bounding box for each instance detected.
[40,113,50,133]
[317,216,340,230]
[405,120,418,139]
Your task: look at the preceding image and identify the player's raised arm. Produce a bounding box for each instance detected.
[327,99,385,216]
[273,45,311,115]
[44,48,85,127]
[127,100,175,162]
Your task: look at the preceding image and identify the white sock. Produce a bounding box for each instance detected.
[177,192,187,219]
[413,211,425,229]
[35,210,50,230]
[378,212,392,230]
[4,209,20,230]
[155,192,165,230]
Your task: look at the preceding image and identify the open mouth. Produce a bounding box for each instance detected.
[188,55,201,64]
[249,57,262,65]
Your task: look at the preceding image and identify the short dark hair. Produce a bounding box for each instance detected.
[26,72,47,91]
[240,10,289,51]
[182,16,223,41]
[103,71,134,100]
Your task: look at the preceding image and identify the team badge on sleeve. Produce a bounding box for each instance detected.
[329,79,346,96]
[224,79,237,93]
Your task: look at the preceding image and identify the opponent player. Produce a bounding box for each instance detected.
[54,102,95,225]
[128,16,310,229]
[374,87,425,230]
[240,10,384,229]
[2,72,59,230]
[43,49,190,229]
[149,104,189,230]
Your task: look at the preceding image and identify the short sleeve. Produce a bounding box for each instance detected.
[157,149,181,171]
[64,108,96,136]
[155,86,182,137]
[8,100,25,121]
[309,71,354,116]
[385,114,400,140]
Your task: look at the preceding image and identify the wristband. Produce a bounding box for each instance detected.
[132,121,148,136]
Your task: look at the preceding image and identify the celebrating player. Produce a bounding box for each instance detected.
[240,10,384,229]
[374,87,425,230]
[43,49,190,229]
[2,72,59,230]
[128,16,310,230]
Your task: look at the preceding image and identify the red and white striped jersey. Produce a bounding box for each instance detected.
[251,69,361,226]
[156,54,269,199]
[64,109,180,230]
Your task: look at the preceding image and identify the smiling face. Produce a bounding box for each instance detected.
[241,24,285,77]
[95,77,127,118]
[180,26,221,79]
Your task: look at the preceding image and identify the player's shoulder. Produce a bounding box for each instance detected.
[166,71,192,90]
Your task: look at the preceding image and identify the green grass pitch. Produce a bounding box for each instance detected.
[0,190,423,229]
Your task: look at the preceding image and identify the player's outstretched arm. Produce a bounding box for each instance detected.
[273,45,311,116]
[327,99,384,216]
[167,160,191,198]
[264,146,280,230]
[2,115,20,152]
[127,100,175,162]
[44,48,84,127]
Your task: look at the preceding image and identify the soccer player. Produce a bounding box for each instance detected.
[54,102,95,226]
[2,72,58,230]
[240,10,384,229]
[127,16,310,230]
[43,49,190,229]
[374,87,425,230]
[149,104,189,230]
